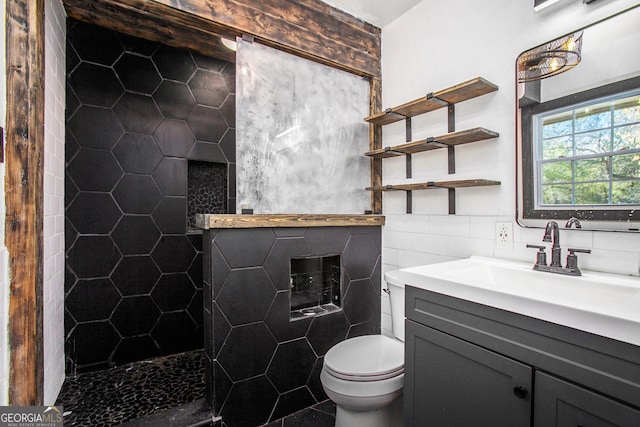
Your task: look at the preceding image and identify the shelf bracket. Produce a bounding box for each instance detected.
[405,117,412,179]
[384,147,405,155]
[406,190,412,214]
[447,103,456,173]
[426,93,449,107]
[448,188,456,214]
[426,137,455,174]
[448,145,455,174]
[428,182,456,214]
[448,104,455,132]
[425,137,446,148]
[381,108,406,122]
[427,93,454,129]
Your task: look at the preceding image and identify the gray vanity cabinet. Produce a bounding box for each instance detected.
[534,372,640,426]
[405,320,532,426]
[404,285,640,427]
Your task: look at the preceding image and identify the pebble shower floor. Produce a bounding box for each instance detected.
[56,350,206,426]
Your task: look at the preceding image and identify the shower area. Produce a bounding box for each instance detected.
[58,19,235,424]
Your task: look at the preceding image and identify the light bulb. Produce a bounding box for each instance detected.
[549,57,560,71]
[221,37,237,51]
[566,38,576,51]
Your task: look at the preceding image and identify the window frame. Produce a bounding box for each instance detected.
[520,75,640,222]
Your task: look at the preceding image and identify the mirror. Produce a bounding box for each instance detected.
[516,5,640,232]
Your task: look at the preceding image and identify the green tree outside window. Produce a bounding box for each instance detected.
[537,92,640,206]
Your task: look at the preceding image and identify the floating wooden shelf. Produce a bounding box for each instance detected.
[365,127,499,158]
[366,179,501,192]
[366,179,501,215]
[365,77,499,214]
[364,77,498,125]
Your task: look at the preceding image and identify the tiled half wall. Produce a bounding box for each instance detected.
[64,19,235,373]
[202,226,381,426]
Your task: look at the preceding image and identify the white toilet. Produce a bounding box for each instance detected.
[320,270,405,427]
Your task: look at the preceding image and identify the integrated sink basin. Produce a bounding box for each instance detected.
[399,256,640,346]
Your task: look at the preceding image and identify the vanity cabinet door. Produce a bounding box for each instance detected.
[534,371,640,427]
[405,320,533,427]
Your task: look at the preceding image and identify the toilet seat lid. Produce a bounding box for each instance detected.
[324,335,404,381]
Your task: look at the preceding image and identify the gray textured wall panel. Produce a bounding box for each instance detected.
[236,40,371,214]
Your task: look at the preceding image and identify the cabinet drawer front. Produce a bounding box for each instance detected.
[405,320,532,427]
[535,372,640,427]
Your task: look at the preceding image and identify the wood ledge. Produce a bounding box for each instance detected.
[196,214,385,229]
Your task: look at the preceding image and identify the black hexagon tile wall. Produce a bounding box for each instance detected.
[64,18,236,373]
[203,226,382,425]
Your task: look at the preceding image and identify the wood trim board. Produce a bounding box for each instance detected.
[5,0,46,405]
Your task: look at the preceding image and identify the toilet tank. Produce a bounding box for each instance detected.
[384,270,405,342]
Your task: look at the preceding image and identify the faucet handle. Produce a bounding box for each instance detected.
[568,248,591,254]
[566,248,591,275]
[526,244,546,249]
[526,244,547,268]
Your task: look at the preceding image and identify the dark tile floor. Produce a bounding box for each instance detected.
[55,349,335,427]
[56,350,206,426]
[264,401,335,427]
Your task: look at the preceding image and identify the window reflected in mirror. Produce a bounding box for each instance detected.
[516,4,640,231]
[535,90,640,207]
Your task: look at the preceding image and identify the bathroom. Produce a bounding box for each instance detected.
[1,0,639,426]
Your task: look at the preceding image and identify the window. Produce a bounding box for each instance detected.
[520,76,640,223]
[535,91,640,207]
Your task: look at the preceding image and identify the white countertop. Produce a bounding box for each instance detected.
[399,256,640,346]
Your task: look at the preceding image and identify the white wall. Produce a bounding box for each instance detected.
[43,0,66,404]
[0,0,9,407]
[380,0,640,335]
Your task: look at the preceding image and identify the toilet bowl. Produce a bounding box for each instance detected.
[320,270,405,427]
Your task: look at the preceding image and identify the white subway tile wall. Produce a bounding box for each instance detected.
[43,0,66,405]
[381,215,640,334]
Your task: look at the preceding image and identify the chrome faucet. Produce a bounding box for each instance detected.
[543,220,562,267]
[526,220,591,276]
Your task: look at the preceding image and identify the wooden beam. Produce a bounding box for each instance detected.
[196,214,385,229]
[5,0,46,405]
[370,77,383,214]
[150,0,380,76]
[62,0,381,77]
[63,0,237,63]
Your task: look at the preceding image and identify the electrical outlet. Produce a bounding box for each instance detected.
[495,222,513,249]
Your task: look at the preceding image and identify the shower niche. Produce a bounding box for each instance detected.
[187,160,228,231]
[290,255,341,320]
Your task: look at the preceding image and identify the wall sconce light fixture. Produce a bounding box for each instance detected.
[517,31,583,83]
